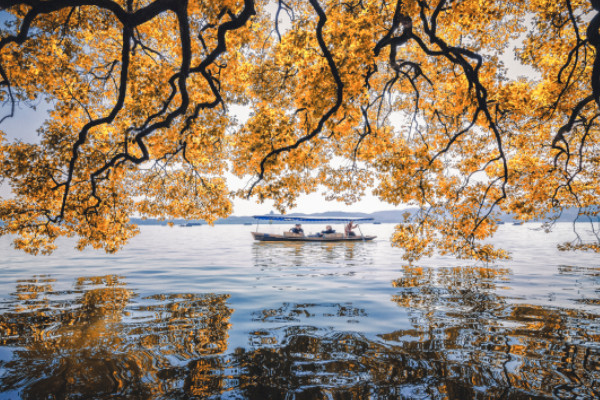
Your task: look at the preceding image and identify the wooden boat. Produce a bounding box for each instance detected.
[251,215,377,242]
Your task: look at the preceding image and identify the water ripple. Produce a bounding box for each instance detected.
[0,223,599,399]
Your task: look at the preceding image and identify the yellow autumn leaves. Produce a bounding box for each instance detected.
[0,0,599,259]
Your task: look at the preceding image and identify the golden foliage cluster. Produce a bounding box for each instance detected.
[1,0,599,259]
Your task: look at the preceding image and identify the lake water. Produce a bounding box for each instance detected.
[0,223,599,399]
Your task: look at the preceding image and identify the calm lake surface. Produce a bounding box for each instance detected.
[0,223,599,399]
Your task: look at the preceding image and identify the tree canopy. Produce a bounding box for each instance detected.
[0,0,599,259]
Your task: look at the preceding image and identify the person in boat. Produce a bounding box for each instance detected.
[322,225,335,234]
[290,224,304,235]
[345,221,358,237]
[317,225,336,237]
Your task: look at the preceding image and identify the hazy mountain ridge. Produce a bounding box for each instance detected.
[131,209,416,226]
[131,207,598,226]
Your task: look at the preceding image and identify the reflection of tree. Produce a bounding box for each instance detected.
[235,318,498,398]
[2,268,598,399]
[252,302,367,324]
[237,301,375,399]
[391,265,509,311]
[559,265,600,306]
[387,265,600,399]
[0,275,232,399]
[227,266,599,399]
[75,275,132,320]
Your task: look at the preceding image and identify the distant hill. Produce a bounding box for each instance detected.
[130,207,598,226]
[215,209,420,225]
[131,209,418,226]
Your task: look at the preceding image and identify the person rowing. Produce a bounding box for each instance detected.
[345,221,358,237]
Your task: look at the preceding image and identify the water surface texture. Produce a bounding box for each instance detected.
[0,223,599,399]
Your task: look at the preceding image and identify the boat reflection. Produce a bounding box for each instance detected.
[252,240,374,268]
[0,275,233,399]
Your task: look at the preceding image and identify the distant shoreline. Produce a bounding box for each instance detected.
[131,207,596,226]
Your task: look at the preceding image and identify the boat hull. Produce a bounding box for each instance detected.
[251,232,376,242]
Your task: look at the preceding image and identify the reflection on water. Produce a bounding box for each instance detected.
[0,275,232,399]
[252,241,374,270]
[1,267,598,399]
[0,225,599,399]
[387,265,600,399]
[231,266,599,399]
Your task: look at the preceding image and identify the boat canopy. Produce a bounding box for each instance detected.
[252,215,374,223]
